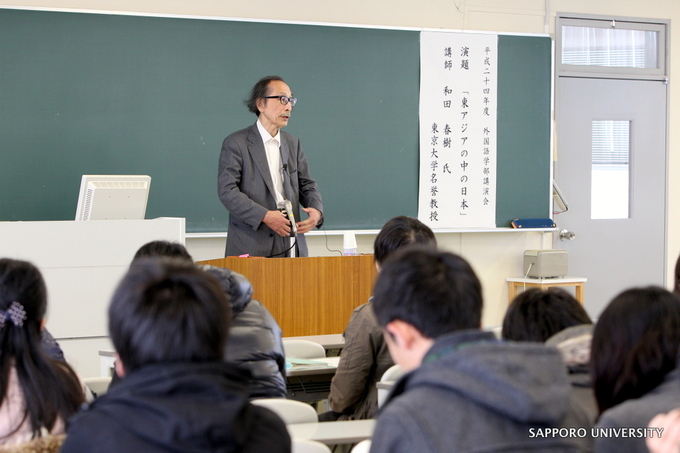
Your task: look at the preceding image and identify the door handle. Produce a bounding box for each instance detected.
[560,229,576,241]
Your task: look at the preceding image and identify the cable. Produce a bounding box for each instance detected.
[266,239,297,258]
[319,223,343,256]
[523,262,533,293]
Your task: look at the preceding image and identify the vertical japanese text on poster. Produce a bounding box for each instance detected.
[418,32,498,228]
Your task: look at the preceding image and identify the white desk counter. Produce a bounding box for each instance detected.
[288,420,375,445]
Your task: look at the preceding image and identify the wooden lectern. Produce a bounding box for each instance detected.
[197,255,377,336]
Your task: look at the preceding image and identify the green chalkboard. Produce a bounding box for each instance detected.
[0,9,550,232]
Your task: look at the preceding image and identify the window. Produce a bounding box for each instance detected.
[591,121,630,219]
[557,16,667,79]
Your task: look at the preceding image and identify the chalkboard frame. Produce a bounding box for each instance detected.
[0,9,551,232]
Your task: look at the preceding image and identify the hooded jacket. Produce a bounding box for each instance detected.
[61,362,290,453]
[370,330,584,453]
[202,266,287,398]
[594,367,680,453]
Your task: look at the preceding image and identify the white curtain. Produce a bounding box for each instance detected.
[561,25,658,68]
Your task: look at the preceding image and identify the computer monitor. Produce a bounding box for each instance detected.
[75,175,151,221]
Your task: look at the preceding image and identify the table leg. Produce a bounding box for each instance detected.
[508,282,518,303]
[575,284,584,304]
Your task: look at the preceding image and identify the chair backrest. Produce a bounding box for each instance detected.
[351,439,372,453]
[282,339,326,359]
[83,376,112,398]
[377,364,403,408]
[380,364,403,383]
[251,398,319,424]
[484,325,503,339]
[292,438,332,453]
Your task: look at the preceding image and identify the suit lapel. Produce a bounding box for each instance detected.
[247,124,277,200]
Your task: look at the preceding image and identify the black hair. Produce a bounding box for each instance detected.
[502,287,592,342]
[132,240,193,263]
[373,216,436,266]
[0,258,84,440]
[590,286,680,415]
[245,75,286,116]
[372,246,482,338]
[108,259,230,373]
[674,252,680,295]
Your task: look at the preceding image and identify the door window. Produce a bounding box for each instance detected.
[591,120,630,219]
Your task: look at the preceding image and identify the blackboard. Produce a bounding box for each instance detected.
[0,9,551,232]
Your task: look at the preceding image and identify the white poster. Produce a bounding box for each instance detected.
[418,31,498,228]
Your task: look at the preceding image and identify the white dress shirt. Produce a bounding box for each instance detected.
[256,119,296,257]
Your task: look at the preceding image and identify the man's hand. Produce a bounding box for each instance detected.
[263,210,292,237]
[296,207,321,234]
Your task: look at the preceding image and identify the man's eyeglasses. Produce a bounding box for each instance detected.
[264,95,297,107]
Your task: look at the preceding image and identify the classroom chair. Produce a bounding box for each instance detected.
[351,440,372,453]
[292,438,332,453]
[377,364,404,408]
[283,339,326,359]
[83,376,112,399]
[251,398,319,424]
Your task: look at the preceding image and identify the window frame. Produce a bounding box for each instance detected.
[556,14,668,80]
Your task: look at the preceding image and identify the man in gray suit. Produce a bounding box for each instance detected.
[218,76,323,257]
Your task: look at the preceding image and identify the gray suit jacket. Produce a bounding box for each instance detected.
[218,123,323,257]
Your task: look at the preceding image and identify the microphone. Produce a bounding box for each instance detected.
[277,199,297,237]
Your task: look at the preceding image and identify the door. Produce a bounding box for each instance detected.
[555,77,667,316]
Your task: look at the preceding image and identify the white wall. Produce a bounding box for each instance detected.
[0,218,185,378]
[4,0,678,338]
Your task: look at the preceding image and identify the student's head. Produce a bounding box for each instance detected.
[591,286,680,415]
[133,240,193,263]
[373,216,436,268]
[502,287,592,342]
[372,247,482,370]
[109,259,230,374]
[0,258,47,350]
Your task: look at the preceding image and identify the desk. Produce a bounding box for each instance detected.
[288,420,375,445]
[287,357,340,377]
[506,277,587,303]
[286,357,339,403]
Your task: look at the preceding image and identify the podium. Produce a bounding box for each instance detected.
[197,255,377,336]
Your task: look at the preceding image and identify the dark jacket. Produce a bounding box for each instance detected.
[370,330,585,453]
[203,266,287,398]
[61,362,291,453]
[40,328,65,361]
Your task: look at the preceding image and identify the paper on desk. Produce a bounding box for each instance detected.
[285,356,340,370]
